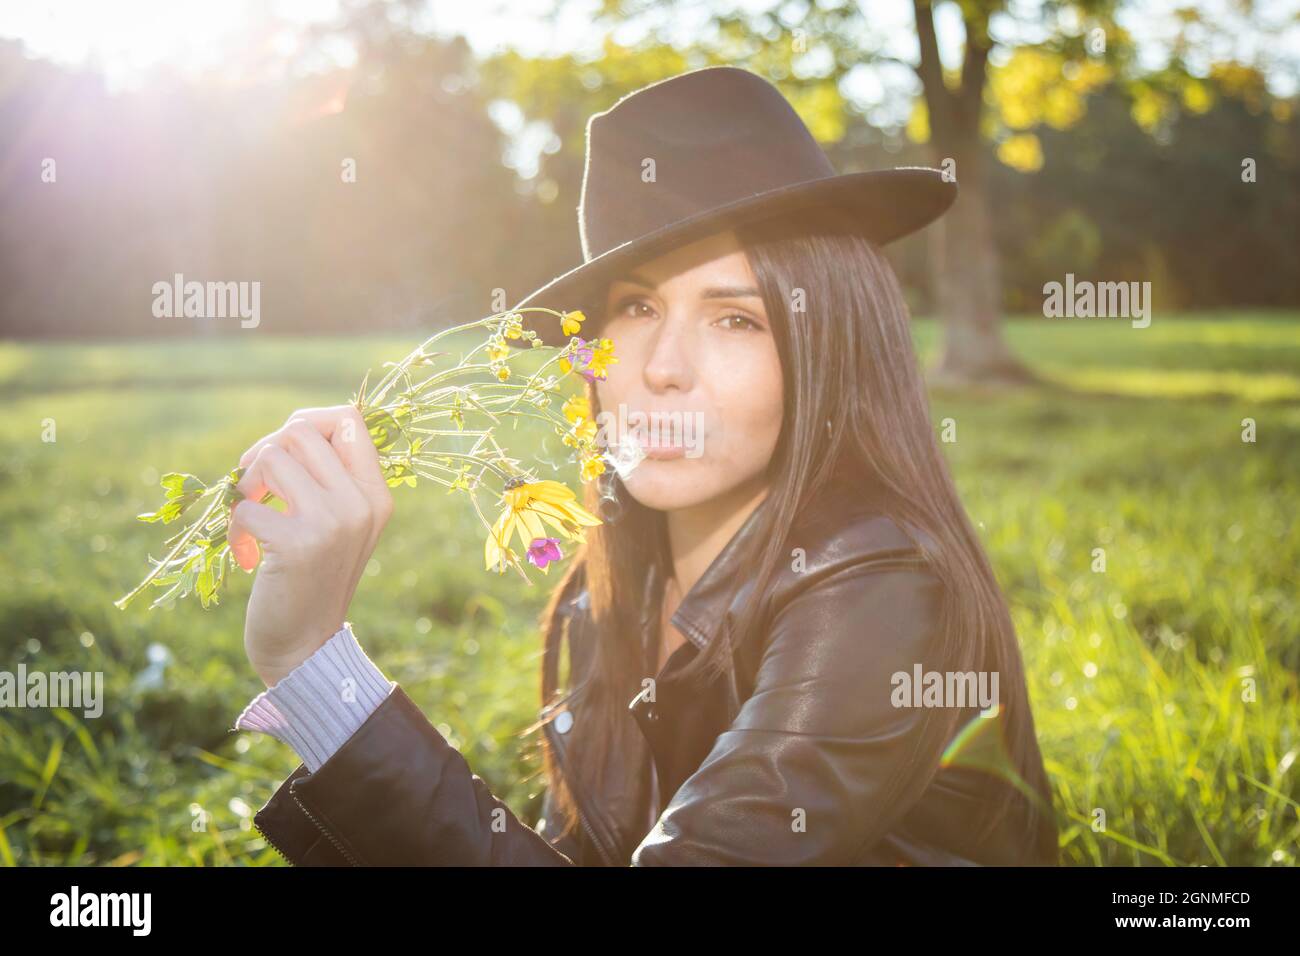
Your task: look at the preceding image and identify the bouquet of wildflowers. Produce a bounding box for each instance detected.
[114,309,622,611]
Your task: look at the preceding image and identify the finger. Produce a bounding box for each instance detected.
[239,406,384,495]
[237,408,346,470]
[269,405,386,491]
[280,419,377,538]
[267,407,394,528]
[236,443,327,517]
[272,418,357,493]
[228,499,292,570]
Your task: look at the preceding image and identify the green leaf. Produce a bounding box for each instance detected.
[365,409,404,453]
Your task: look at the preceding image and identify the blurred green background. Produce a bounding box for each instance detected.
[0,0,1297,865]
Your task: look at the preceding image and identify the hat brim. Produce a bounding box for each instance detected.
[508,166,956,348]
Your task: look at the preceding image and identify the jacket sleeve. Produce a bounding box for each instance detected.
[257,682,577,865]
[630,561,949,865]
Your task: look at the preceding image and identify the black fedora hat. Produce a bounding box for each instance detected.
[509,65,956,347]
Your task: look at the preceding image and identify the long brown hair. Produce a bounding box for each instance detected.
[528,205,1057,860]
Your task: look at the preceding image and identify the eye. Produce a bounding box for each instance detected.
[611,295,656,319]
[715,312,762,332]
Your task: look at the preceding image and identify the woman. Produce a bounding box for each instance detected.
[232,66,1058,866]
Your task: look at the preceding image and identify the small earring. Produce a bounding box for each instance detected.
[825,418,833,437]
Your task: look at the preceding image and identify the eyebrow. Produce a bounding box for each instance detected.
[614,271,761,300]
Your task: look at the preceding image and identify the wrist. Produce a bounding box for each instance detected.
[254,657,300,690]
[252,624,345,688]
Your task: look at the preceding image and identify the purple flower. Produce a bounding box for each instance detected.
[566,338,597,383]
[526,537,563,570]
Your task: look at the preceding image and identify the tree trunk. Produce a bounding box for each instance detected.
[927,139,1035,386]
[910,0,1035,387]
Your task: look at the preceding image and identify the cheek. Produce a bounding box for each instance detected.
[593,368,626,416]
[592,333,638,406]
[705,348,784,459]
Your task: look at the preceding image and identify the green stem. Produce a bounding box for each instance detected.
[114,482,230,609]
[407,450,516,480]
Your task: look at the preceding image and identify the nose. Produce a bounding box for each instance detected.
[641,310,694,394]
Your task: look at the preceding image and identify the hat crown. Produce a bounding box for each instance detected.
[577,67,835,260]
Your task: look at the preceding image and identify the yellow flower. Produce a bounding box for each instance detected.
[487,339,511,363]
[562,417,597,448]
[496,365,511,381]
[580,454,606,482]
[484,479,601,573]
[562,393,591,424]
[561,310,586,336]
[587,338,618,379]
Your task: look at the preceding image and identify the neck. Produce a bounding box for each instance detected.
[664,475,770,601]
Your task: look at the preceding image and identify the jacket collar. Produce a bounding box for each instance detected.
[666,492,774,650]
[663,465,892,650]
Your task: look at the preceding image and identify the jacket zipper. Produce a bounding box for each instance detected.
[253,818,295,865]
[252,796,363,866]
[544,718,617,866]
[290,793,364,866]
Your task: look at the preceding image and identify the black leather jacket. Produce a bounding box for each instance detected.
[251,471,1058,866]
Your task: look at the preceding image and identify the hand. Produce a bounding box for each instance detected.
[229,405,394,688]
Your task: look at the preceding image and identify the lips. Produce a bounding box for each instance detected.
[633,427,685,446]
[601,408,704,466]
[640,440,686,460]
[630,420,688,457]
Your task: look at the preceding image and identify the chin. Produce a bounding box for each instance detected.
[619,459,724,512]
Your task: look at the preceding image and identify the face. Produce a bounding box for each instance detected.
[591,228,784,513]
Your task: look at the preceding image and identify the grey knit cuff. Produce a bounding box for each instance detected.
[234,622,393,772]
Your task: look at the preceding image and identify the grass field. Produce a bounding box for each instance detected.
[0,311,1297,866]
